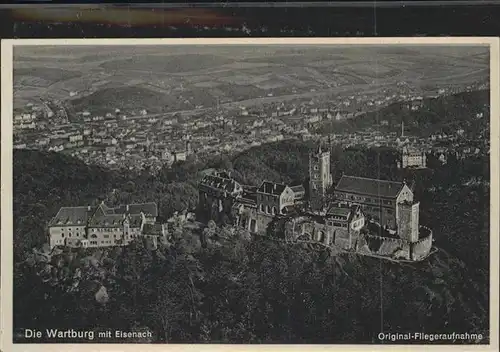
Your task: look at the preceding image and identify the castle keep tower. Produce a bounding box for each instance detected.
[309,144,333,207]
[396,200,420,243]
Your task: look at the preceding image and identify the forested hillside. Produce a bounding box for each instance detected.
[317,89,489,136]
[13,137,489,343]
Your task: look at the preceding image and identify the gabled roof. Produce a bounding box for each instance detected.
[49,201,157,228]
[200,175,240,193]
[335,175,406,199]
[326,206,351,218]
[290,185,306,194]
[49,206,94,226]
[326,203,361,222]
[115,202,158,217]
[88,213,124,228]
[257,181,288,196]
[142,223,164,235]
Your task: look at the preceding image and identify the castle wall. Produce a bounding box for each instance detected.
[410,228,433,260]
[200,190,235,224]
[356,234,411,260]
[257,193,280,216]
[287,217,361,249]
[238,207,273,234]
[333,228,351,250]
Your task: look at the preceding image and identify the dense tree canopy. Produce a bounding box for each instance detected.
[13,121,489,344]
[317,89,489,137]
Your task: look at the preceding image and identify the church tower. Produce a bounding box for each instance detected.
[309,143,333,208]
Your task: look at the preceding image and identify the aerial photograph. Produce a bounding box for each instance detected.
[10,43,490,344]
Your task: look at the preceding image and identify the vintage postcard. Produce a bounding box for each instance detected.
[1,37,499,352]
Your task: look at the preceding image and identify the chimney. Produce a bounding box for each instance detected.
[126,204,130,212]
[87,205,91,211]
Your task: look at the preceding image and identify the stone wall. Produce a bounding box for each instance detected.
[284,216,362,250]
[286,217,332,245]
[410,227,433,260]
[238,207,273,235]
[357,234,411,260]
[199,191,235,224]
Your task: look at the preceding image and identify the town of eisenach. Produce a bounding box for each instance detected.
[12,44,490,344]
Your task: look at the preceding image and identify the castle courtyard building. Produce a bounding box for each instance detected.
[334,175,414,229]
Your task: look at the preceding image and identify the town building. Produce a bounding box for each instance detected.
[399,146,427,169]
[48,201,164,249]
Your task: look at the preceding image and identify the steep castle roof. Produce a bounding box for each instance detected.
[290,184,306,194]
[88,212,124,228]
[200,174,240,193]
[48,206,94,226]
[115,202,158,217]
[257,181,288,196]
[335,175,406,199]
[49,201,157,228]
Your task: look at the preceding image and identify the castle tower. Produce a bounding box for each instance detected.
[309,143,333,208]
[396,200,420,243]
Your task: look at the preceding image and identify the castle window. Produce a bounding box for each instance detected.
[259,204,264,213]
[314,165,319,170]
[266,205,270,214]
[272,207,277,215]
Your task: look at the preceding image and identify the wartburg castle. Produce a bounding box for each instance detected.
[197,144,433,262]
[48,143,433,262]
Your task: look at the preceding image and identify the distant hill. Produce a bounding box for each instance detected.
[99,54,235,74]
[318,89,490,137]
[14,67,83,83]
[69,84,219,116]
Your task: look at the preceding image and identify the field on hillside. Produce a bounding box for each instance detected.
[14,67,82,87]
[100,54,235,73]
[13,45,490,114]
